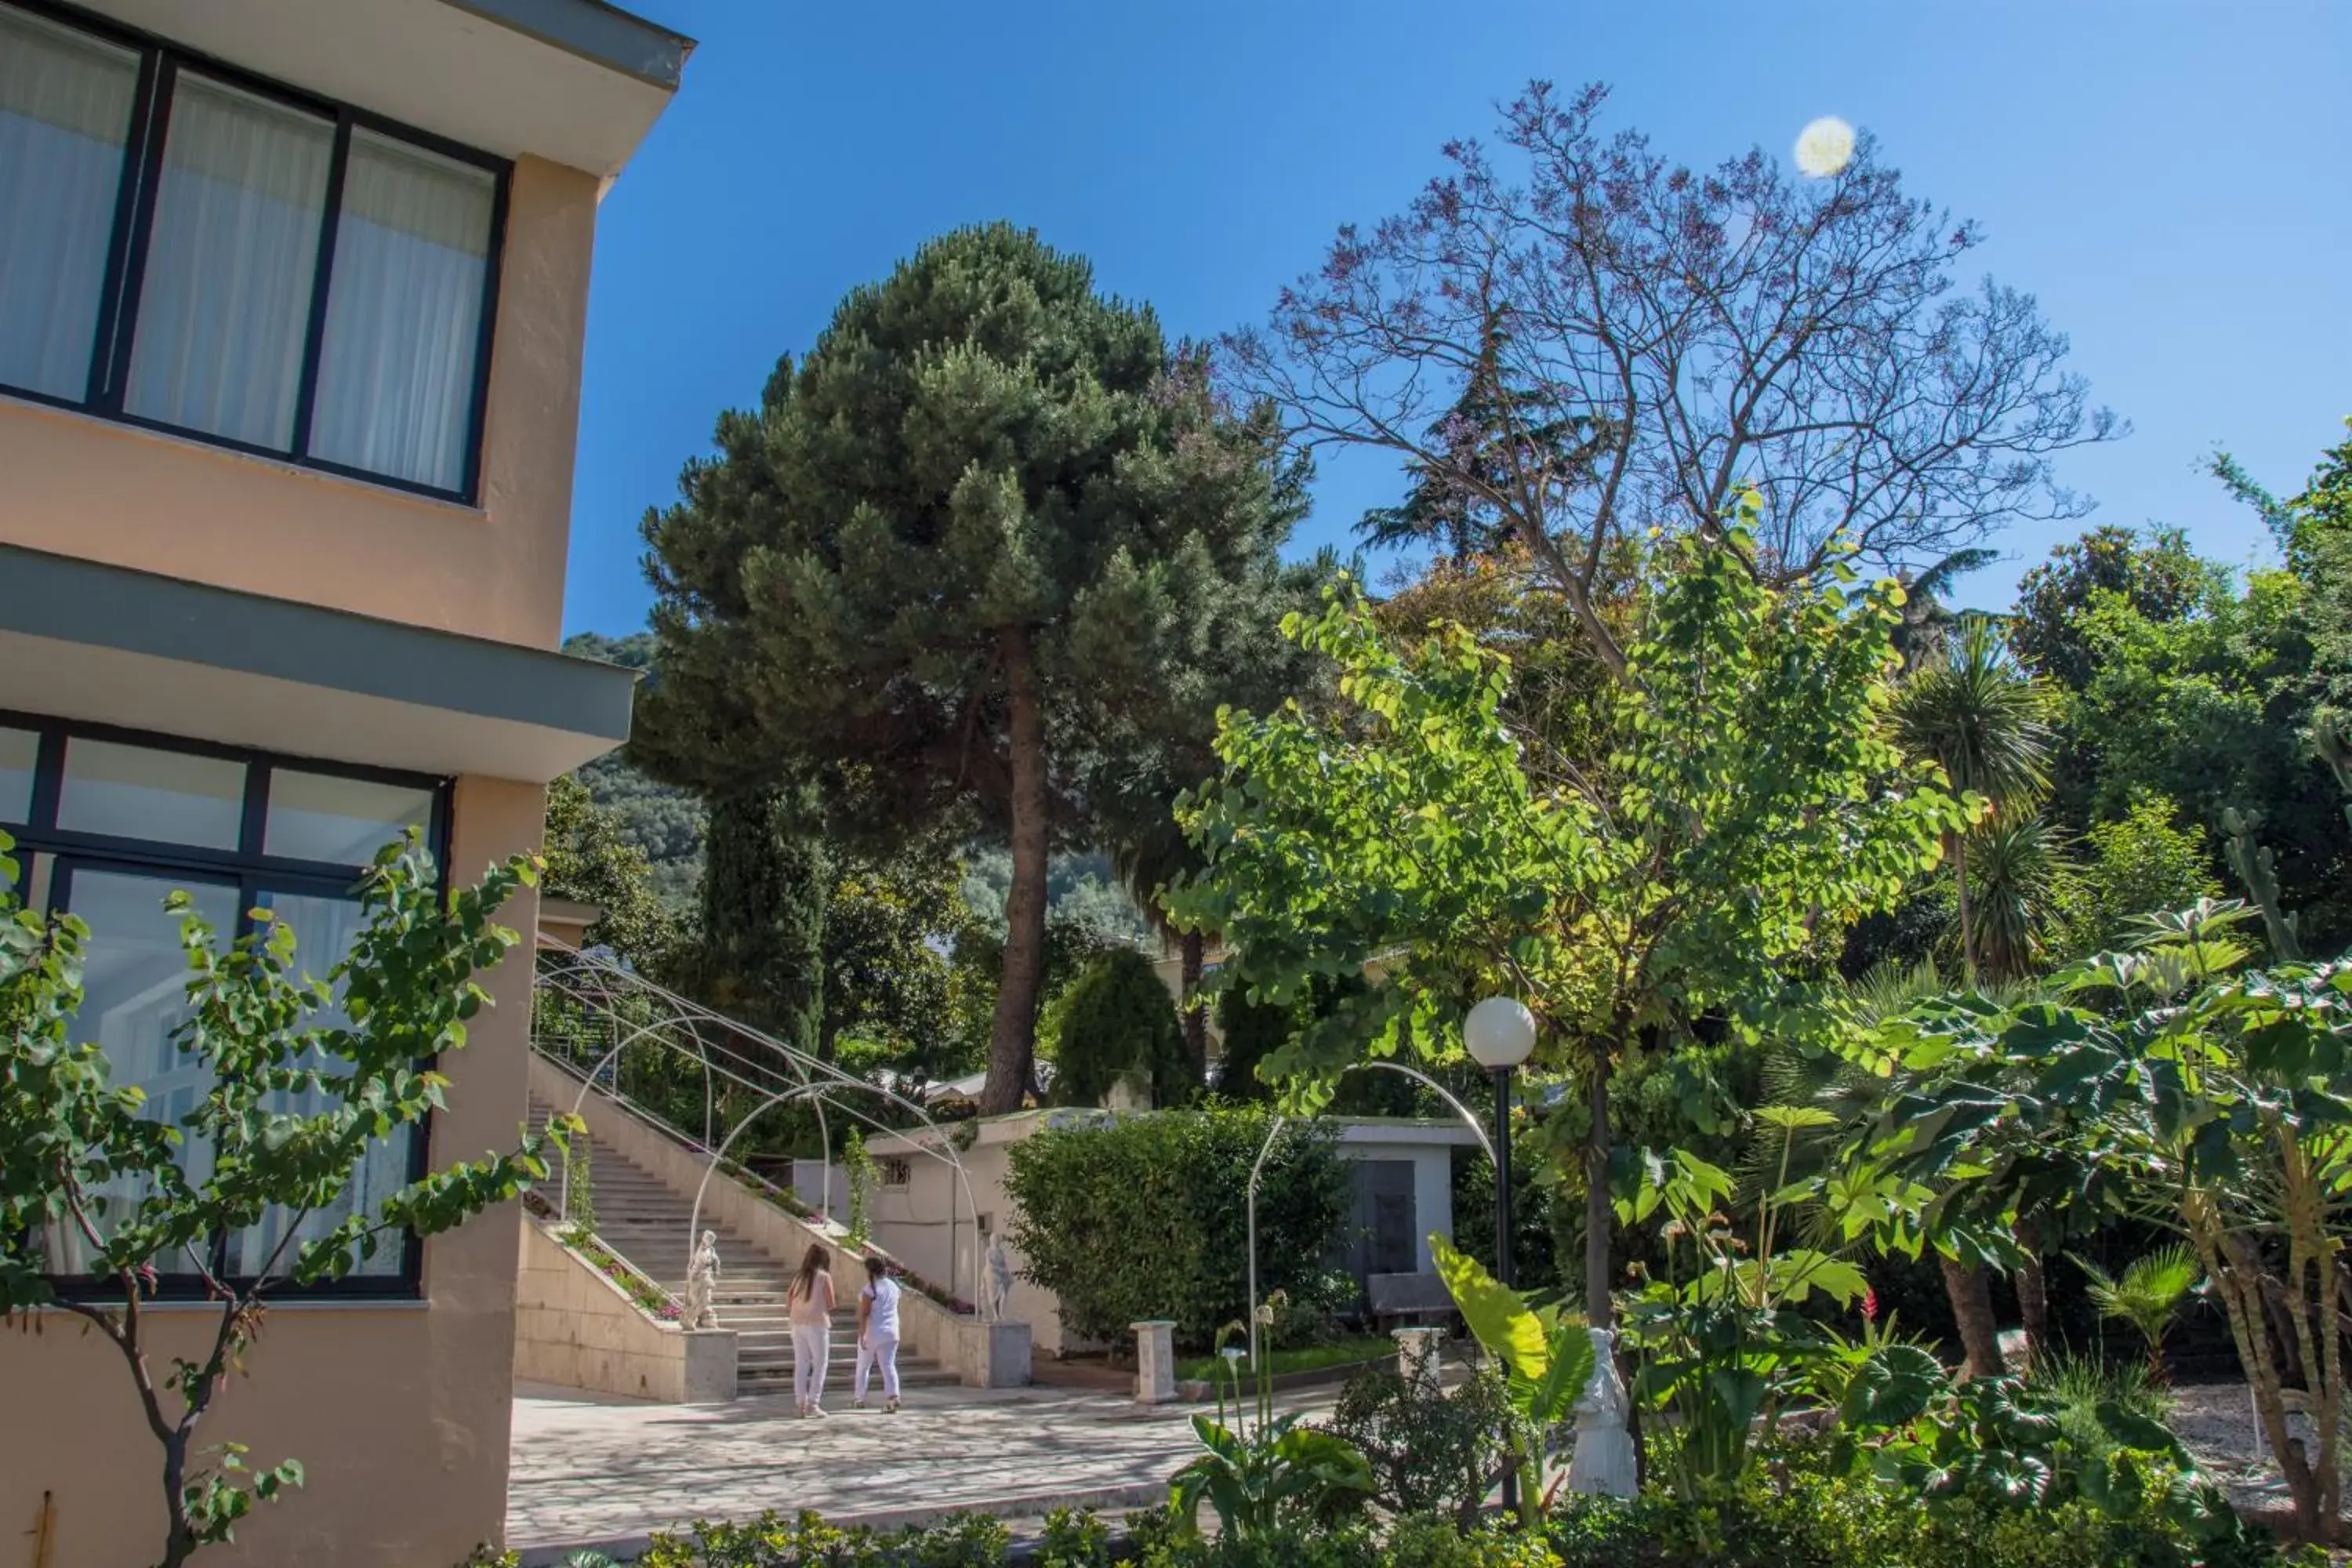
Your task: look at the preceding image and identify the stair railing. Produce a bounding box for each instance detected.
[532,942,995,1319]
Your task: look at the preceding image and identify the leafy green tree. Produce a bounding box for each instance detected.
[542,772,677,966]
[1891,620,2055,985]
[819,849,959,1065]
[0,837,562,1567]
[1051,946,1196,1107]
[637,223,1295,1113]
[1171,509,1962,1326]
[2054,792,2220,960]
[2011,526,2209,694]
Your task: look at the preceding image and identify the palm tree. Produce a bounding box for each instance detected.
[1964,816,2076,984]
[2074,1245,2201,1381]
[1893,620,2056,984]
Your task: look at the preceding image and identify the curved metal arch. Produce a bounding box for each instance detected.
[534,940,994,1316]
[1243,1058,1502,1369]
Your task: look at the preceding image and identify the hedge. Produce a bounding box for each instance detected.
[1002,1106,1352,1349]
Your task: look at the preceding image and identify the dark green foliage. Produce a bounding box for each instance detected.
[1052,947,1196,1106]
[1211,989,1290,1102]
[1543,1439,2288,1568]
[1001,1109,1351,1349]
[1326,1364,1512,1524]
[543,772,678,965]
[633,1510,1010,1566]
[676,790,827,1057]
[2010,518,2350,953]
[821,849,960,1067]
[636,223,1299,1113]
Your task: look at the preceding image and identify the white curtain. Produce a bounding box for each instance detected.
[226,891,412,1281]
[308,129,495,492]
[125,73,331,451]
[0,7,136,401]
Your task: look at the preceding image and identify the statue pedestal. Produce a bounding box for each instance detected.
[960,1319,1032,1388]
[1393,1327,1446,1388]
[1132,1319,1178,1405]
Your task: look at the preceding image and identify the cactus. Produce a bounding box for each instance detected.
[2317,717,2352,837]
[2223,806,2303,962]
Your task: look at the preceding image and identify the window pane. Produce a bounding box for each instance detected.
[0,725,35,823]
[57,737,245,849]
[0,9,136,400]
[265,768,432,865]
[125,74,330,450]
[227,890,410,1279]
[309,130,494,492]
[49,869,240,1276]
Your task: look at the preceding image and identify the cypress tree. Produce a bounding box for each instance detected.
[683,789,827,1061]
[637,223,1294,1112]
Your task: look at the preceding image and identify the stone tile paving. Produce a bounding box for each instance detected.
[506,1380,1308,1563]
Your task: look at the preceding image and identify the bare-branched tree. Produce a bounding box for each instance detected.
[1226,82,2120,679]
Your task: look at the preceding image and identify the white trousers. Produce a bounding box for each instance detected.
[792,1323,830,1405]
[856,1334,901,1402]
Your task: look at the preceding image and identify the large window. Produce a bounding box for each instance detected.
[0,1,505,499]
[2,713,450,1297]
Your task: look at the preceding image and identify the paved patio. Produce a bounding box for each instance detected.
[505,1380,1287,1563]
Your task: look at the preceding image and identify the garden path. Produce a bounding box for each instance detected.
[504,1379,1334,1564]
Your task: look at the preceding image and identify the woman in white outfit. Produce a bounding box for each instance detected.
[854,1257,904,1414]
[786,1244,836,1418]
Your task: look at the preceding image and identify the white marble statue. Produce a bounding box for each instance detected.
[1566,1326,1638,1498]
[985,1232,1014,1323]
[682,1229,721,1330]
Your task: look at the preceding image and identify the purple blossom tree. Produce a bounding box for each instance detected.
[1226,82,2121,680]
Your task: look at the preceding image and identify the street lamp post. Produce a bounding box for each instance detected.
[1464,996,1537,1515]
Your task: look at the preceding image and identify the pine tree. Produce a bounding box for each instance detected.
[1356,307,1610,567]
[637,224,1294,1112]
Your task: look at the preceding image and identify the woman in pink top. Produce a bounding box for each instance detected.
[786,1244,836,1418]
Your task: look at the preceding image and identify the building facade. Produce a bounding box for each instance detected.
[0,1,684,1561]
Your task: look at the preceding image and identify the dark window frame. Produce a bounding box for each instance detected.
[1,708,457,1301]
[0,0,511,505]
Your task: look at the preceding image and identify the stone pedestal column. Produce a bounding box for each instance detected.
[1132,1319,1178,1405]
[960,1319,1033,1389]
[1393,1326,1446,1388]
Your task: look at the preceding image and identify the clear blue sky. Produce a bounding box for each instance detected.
[561,0,2352,637]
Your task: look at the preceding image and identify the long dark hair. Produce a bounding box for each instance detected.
[866,1256,891,1289]
[791,1244,829,1302]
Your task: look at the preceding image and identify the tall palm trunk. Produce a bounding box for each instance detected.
[1584,1042,1616,1330]
[2015,1217,2049,1367]
[1940,1252,2006,1381]
[1178,927,1207,1080]
[983,628,1049,1116]
[1953,831,1976,981]
[1936,827,2009,1377]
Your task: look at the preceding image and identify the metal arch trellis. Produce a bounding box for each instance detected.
[531,939,998,1320]
[1244,1059,1498,1371]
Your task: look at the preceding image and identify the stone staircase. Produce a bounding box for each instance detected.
[528,1098,955,1398]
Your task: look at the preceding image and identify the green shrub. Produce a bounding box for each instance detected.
[1053,948,1196,1107]
[1543,1440,2295,1568]
[633,1509,1009,1566]
[1036,1508,1112,1566]
[1325,1365,1510,1523]
[1003,1107,1350,1349]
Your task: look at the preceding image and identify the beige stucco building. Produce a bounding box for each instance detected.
[0,1,684,1562]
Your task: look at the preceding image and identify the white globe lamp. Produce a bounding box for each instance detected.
[1464,996,1537,1069]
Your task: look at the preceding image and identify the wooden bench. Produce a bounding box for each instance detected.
[1367,1271,1455,1334]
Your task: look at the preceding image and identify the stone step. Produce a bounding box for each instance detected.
[522,1096,957,1401]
